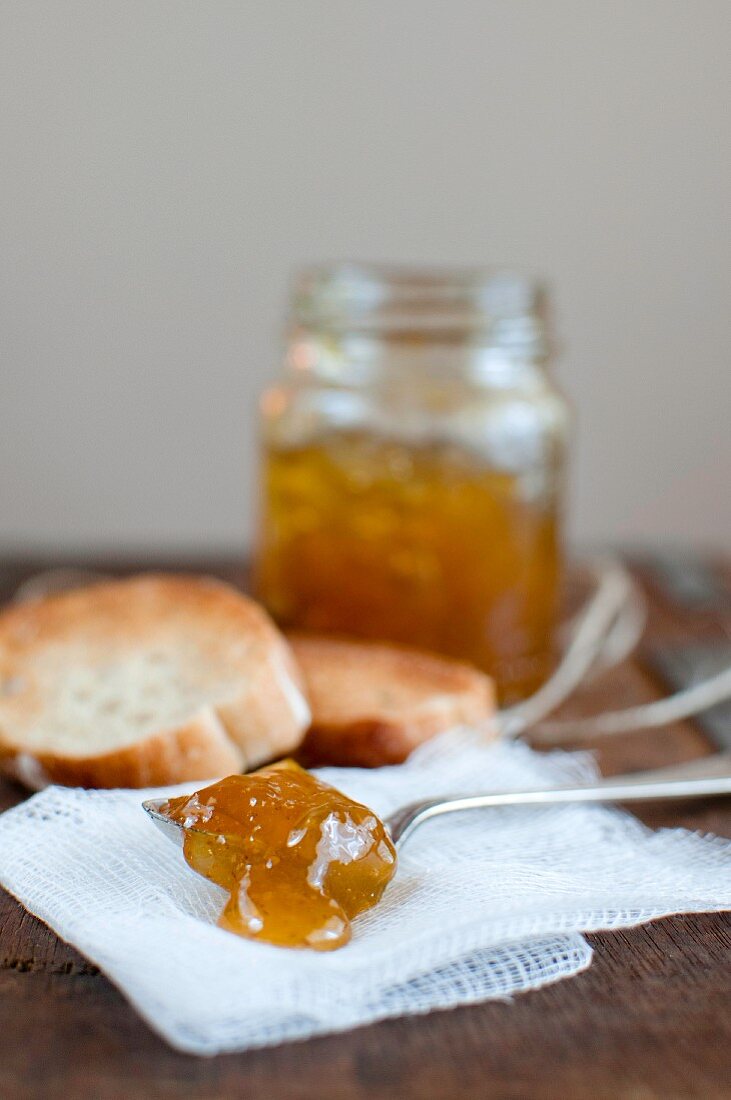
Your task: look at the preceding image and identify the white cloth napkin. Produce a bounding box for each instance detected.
[0,730,729,1056]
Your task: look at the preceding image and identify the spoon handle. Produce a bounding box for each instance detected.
[387,754,731,848]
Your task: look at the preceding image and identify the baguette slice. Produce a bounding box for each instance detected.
[0,574,310,789]
[289,634,497,767]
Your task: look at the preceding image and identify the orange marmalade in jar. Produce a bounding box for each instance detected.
[254,266,570,703]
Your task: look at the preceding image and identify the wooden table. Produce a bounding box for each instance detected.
[0,554,729,1100]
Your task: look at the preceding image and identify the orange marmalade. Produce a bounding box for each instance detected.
[255,433,561,702]
[161,761,397,951]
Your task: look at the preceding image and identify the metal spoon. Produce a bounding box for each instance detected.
[143,753,731,851]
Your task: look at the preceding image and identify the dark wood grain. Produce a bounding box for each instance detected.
[0,553,729,1099]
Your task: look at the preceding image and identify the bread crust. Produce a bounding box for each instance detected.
[0,711,244,789]
[0,574,310,788]
[288,634,497,767]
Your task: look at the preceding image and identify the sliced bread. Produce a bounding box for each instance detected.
[288,634,497,767]
[0,574,310,788]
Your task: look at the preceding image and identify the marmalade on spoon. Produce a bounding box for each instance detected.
[161,761,397,951]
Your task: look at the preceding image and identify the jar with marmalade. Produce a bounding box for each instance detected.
[254,265,570,704]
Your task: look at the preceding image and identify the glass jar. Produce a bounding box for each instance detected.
[253,264,570,703]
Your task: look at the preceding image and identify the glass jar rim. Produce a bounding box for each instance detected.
[290,262,550,353]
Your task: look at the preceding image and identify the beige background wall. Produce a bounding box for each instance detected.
[2,1,730,552]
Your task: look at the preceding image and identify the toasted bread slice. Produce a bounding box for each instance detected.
[288,634,496,767]
[0,575,310,789]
